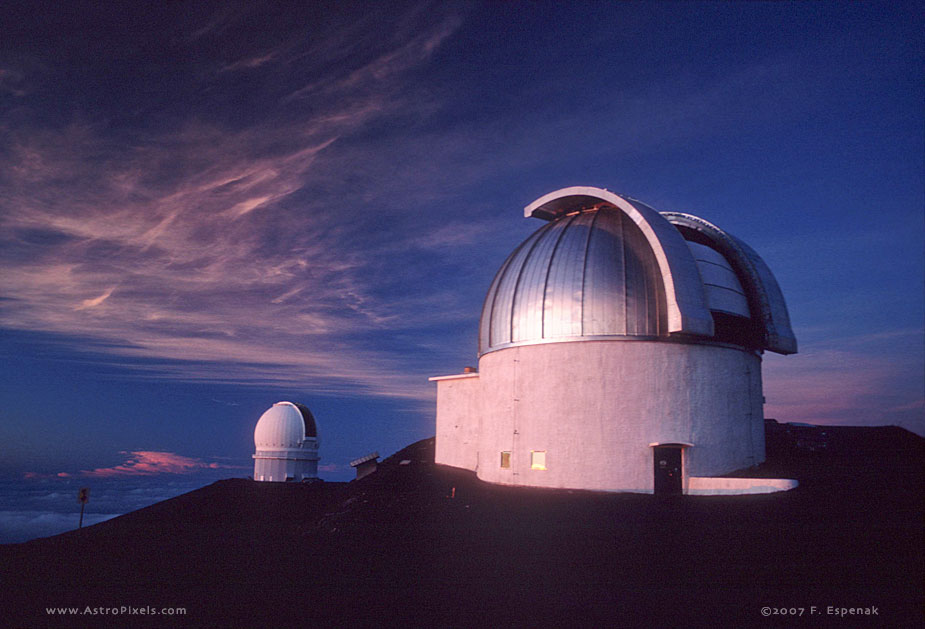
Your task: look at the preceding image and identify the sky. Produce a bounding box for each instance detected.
[0,1,922,542]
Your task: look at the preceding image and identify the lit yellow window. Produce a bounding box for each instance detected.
[500,451,511,468]
[530,450,547,470]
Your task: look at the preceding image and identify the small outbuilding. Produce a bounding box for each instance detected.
[350,452,380,480]
[253,401,320,482]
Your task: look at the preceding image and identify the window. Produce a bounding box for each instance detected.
[500,451,511,468]
[531,450,547,470]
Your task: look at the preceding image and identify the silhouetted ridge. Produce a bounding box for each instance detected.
[1,426,921,627]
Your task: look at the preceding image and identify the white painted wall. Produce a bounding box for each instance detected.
[435,339,766,493]
[433,374,481,472]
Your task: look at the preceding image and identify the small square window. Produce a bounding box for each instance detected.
[531,450,547,470]
[500,451,511,468]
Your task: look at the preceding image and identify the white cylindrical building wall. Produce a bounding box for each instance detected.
[475,340,764,493]
[254,453,319,482]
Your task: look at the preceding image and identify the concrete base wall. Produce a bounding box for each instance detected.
[435,339,766,493]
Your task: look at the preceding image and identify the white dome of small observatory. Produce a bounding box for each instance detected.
[253,401,320,482]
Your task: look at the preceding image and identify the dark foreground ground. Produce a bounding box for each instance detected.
[1,422,922,627]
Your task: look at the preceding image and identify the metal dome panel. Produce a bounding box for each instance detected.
[479,207,668,355]
[523,187,714,336]
[545,211,594,338]
[686,241,750,318]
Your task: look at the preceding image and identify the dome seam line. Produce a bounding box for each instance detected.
[579,209,601,337]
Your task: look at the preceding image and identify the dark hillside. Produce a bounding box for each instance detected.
[1,424,922,627]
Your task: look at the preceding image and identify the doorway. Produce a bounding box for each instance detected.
[653,445,683,495]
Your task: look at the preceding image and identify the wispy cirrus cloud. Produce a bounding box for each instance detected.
[220,50,280,73]
[76,286,116,310]
[284,11,461,103]
[0,6,467,400]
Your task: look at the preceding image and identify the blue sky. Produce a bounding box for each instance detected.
[0,1,922,542]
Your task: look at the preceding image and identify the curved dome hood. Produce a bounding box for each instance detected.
[662,212,797,354]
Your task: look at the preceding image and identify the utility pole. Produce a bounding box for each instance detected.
[77,487,90,529]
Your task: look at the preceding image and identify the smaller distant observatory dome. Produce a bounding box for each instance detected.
[253,401,320,482]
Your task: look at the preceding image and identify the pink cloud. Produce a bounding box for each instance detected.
[79,451,243,478]
[23,452,246,480]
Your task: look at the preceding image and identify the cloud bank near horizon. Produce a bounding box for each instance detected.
[24,451,248,480]
[763,328,924,435]
[0,468,245,544]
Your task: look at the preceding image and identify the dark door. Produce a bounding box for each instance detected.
[653,446,683,495]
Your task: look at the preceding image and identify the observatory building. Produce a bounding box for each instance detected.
[431,186,797,495]
[253,401,320,482]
